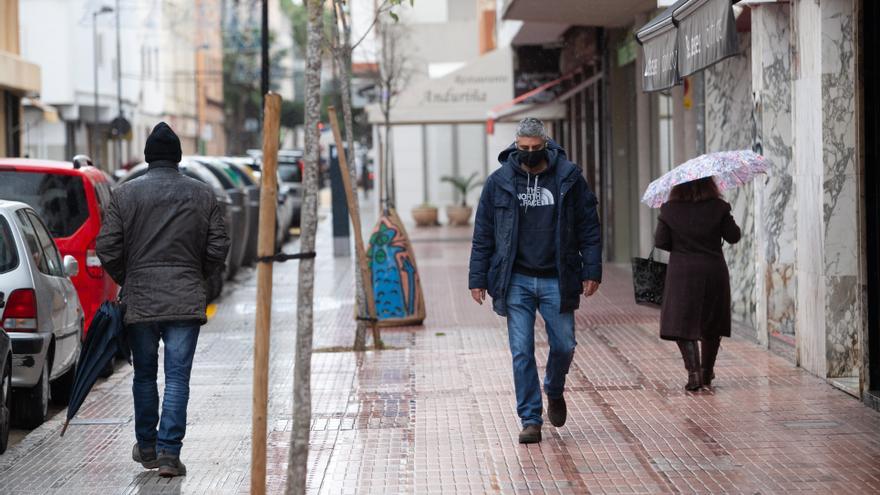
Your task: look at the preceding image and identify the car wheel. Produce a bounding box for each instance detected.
[0,359,11,454]
[13,359,50,429]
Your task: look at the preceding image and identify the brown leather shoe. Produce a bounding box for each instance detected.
[132,443,159,469]
[157,452,187,478]
[518,424,542,444]
[547,396,567,427]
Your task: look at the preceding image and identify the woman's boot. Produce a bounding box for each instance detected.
[701,338,721,388]
[676,340,702,391]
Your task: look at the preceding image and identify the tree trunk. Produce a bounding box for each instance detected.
[285,0,323,492]
[332,0,369,351]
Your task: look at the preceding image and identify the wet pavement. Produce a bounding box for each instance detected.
[1,209,880,494]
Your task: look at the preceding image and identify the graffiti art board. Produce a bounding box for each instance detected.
[367,208,426,327]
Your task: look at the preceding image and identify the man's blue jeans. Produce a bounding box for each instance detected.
[506,273,576,427]
[128,320,200,456]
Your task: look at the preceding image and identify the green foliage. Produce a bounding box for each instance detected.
[386,0,414,23]
[282,0,308,56]
[441,172,483,207]
[222,23,291,153]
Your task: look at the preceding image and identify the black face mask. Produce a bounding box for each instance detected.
[519,149,547,169]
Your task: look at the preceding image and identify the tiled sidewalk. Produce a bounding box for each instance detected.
[1,219,879,494]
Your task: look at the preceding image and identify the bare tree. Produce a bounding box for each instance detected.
[285,0,323,492]
[375,20,412,211]
[330,0,411,350]
[328,0,369,350]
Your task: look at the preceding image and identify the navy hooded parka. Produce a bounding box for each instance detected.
[468,140,602,317]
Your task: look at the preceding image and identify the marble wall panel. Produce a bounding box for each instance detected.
[753,4,797,339]
[820,0,861,378]
[825,274,861,377]
[792,0,826,376]
[705,34,756,329]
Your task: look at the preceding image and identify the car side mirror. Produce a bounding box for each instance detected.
[63,255,79,277]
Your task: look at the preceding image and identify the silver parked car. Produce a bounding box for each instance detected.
[0,200,82,429]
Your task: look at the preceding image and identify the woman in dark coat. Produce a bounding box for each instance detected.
[654,177,742,391]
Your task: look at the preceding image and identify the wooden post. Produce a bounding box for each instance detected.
[251,92,281,495]
[327,106,382,348]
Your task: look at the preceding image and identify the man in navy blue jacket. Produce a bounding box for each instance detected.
[468,118,602,444]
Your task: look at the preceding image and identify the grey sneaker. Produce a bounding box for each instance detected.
[157,452,187,478]
[518,424,542,444]
[132,443,159,469]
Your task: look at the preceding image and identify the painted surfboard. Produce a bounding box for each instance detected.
[367,208,425,327]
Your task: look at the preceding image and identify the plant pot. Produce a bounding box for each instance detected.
[446,205,473,226]
[411,206,439,227]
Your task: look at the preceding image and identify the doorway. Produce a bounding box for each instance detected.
[863,0,880,401]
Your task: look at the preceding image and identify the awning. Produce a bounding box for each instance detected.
[635,0,740,93]
[674,0,739,77]
[21,98,59,123]
[366,47,514,125]
[635,2,681,92]
[503,0,656,28]
[486,70,602,134]
[486,70,578,134]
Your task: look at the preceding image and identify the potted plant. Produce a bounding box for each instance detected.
[411,202,439,227]
[441,172,483,226]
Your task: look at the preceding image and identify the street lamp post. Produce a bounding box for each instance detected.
[114,0,123,170]
[93,5,113,169]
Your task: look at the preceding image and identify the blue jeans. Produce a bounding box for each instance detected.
[506,273,576,427]
[128,320,200,456]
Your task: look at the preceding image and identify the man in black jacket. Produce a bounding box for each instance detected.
[469,118,602,444]
[97,122,229,477]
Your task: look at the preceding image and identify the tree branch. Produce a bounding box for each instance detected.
[351,0,393,51]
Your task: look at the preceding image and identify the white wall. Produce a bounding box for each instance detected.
[19,0,154,163]
[19,1,75,104]
[425,125,454,211]
[401,0,449,24]
[388,124,424,216]
[388,122,514,226]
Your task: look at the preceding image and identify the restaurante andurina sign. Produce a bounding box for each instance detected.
[420,75,510,105]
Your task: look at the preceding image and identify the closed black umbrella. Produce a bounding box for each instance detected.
[60,300,128,436]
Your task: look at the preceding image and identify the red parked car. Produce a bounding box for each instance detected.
[0,157,119,336]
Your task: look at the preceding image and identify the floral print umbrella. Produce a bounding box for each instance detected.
[641,150,770,208]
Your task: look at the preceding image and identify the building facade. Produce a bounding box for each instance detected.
[364,0,565,223]
[0,0,40,158]
[18,0,226,170]
[503,0,878,407]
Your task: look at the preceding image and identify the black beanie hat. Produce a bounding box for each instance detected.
[144,122,182,164]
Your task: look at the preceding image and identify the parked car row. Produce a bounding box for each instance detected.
[0,152,301,446]
[0,157,121,444]
[247,149,303,230]
[117,155,300,300]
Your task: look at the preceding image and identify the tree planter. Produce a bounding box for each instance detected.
[411,205,439,227]
[446,205,473,226]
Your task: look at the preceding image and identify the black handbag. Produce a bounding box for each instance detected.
[631,248,667,307]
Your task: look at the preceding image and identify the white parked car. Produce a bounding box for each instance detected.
[0,200,82,429]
